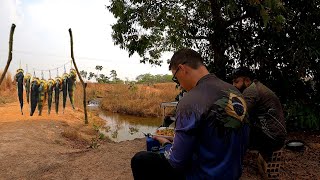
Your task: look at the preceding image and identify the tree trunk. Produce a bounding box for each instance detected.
[0,24,16,86]
[208,0,228,80]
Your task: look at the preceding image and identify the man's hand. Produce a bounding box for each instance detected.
[153,136,173,146]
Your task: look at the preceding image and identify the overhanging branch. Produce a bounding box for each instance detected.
[225,13,252,27]
[186,35,209,40]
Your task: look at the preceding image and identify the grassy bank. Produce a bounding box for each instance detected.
[0,71,16,104]
[74,83,179,117]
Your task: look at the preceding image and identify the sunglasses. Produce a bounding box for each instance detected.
[171,62,186,84]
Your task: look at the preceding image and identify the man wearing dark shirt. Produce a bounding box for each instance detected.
[131,48,250,180]
[232,67,287,157]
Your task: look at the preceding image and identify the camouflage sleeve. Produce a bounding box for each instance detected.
[243,83,259,114]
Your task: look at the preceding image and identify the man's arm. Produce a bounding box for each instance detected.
[163,112,197,169]
[243,83,259,113]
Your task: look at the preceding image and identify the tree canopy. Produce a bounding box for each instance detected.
[108,0,320,130]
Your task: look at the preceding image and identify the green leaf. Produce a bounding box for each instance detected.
[260,6,270,27]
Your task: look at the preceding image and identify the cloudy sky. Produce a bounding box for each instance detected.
[0,0,172,80]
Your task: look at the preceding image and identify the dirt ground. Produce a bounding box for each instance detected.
[241,132,320,180]
[0,102,319,180]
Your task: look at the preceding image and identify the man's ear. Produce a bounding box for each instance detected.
[179,64,187,73]
[244,77,252,85]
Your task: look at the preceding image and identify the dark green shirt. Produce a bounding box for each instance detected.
[243,80,287,140]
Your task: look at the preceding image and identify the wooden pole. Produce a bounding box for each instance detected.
[68,28,88,124]
[0,24,16,86]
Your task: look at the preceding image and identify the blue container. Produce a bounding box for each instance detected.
[146,136,160,152]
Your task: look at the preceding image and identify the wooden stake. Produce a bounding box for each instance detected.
[68,28,88,124]
[0,24,16,86]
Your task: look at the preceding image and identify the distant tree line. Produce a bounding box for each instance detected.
[80,65,123,84]
[80,65,173,84]
[135,73,172,84]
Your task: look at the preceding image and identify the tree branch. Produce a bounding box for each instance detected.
[186,35,209,40]
[0,24,15,86]
[225,12,252,27]
[68,28,88,124]
[209,0,223,23]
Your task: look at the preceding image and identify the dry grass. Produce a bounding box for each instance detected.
[61,128,82,141]
[100,83,177,117]
[0,71,14,91]
[61,110,108,148]
[73,82,179,117]
[0,71,16,104]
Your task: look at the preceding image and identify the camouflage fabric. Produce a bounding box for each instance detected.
[211,90,248,129]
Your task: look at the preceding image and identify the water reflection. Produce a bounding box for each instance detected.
[98,111,162,142]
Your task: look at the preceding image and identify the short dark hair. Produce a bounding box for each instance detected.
[169,48,204,70]
[232,67,255,80]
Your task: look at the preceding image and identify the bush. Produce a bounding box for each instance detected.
[285,101,320,131]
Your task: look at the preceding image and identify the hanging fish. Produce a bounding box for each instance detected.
[30,77,40,116]
[47,79,55,114]
[62,73,69,113]
[38,79,47,116]
[24,73,31,104]
[54,77,62,114]
[15,69,24,115]
[68,69,76,109]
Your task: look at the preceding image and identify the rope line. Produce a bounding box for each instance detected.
[32,61,71,72]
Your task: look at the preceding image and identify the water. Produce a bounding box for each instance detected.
[98,111,163,142]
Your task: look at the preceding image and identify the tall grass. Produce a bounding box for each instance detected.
[73,82,101,109]
[0,71,14,91]
[74,82,179,117]
[0,71,16,104]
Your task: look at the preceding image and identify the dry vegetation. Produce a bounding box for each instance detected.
[60,111,107,148]
[101,83,179,117]
[0,71,16,104]
[74,82,179,117]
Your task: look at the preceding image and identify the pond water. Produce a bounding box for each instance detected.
[97,111,163,142]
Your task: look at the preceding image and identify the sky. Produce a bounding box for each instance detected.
[0,0,172,81]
